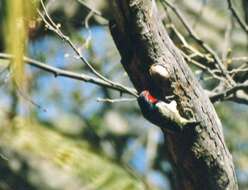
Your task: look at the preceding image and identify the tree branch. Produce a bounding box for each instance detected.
[37,0,138,97]
[161,0,235,86]
[209,82,248,104]
[0,53,137,96]
[97,97,136,103]
[3,52,247,105]
[226,0,248,35]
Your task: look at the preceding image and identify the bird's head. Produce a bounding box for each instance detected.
[138,90,158,116]
[137,90,160,125]
[139,90,158,104]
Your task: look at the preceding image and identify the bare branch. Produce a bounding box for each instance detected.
[182,54,226,82]
[161,0,235,86]
[226,0,248,35]
[97,98,136,103]
[161,0,248,105]
[228,94,248,105]
[77,0,108,21]
[229,63,248,75]
[209,82,248,104]
[0,53,137,97]
[83,11,94,48]
[166,24,214,63]
[38,0,138,97]
[165,24,226,81]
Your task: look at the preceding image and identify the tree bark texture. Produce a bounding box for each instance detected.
[110,0,238,189]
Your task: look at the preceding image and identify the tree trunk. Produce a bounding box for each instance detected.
[110,0,238,189]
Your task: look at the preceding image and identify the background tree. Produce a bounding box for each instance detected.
[0,0,247,190]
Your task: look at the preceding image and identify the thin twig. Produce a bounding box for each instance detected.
[181,51,225,81]
[77,0,108,20]
[2,53,247,104]
[229,63,248,75]
[83,10,94,48]
[166,24,214,63]
[228,94,248,105]
[97,98,136,103]
[38,0,138,97]
[226,0,248,35]
[163,5,226,81]
[161,0,235,86]
[165,24,226,81]
[0,53,137,96]
[13,82,47,112]
[210,82,248,103]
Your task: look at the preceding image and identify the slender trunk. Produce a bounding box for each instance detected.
[110,0,238,189]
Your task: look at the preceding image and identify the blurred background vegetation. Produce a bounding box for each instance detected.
[0,0,247,189]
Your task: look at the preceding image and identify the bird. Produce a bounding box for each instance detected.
[137,90,198,133]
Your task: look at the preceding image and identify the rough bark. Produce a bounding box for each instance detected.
[110,0,238,189]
